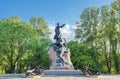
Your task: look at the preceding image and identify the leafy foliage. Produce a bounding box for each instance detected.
[0,16,51,73]
[67,41,96,70]
[75,0,120,74]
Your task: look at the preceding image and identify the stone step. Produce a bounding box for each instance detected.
[43,70,84,75]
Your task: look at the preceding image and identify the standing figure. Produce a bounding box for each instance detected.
[54,23,65,44]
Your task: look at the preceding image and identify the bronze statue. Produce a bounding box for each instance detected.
[54,23,65,44]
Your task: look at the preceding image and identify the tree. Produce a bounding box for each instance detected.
[75,0,120,73]
[28,17,52,69]
[0,16,51,73]
[78,7,99,43]
[67,41,96,70]
[100,4,120,73]
[99,5,113,73]
[112,0,120,73]
[25,38,51,69]
[77,7,100,70]
[0,17,35,73]
[30,17,51,39]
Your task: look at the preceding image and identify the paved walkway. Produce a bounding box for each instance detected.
[0,74,120,80]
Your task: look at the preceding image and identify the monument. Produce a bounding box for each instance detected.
[42,23,83,75]
[48,23,74,70]
[25,23,83,77]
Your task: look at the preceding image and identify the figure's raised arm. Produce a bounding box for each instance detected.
[60,24,65,28]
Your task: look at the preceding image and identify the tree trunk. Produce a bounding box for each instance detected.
[105,54,111,73]
[112,49,119,73]
[103,41,112,73]
[10,63,15,73]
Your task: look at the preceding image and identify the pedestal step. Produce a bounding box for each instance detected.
[43,70,84,75]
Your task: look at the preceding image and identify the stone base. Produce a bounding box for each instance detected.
[48,45,74,70]
[43,70,84,75]
[50,66,74,70]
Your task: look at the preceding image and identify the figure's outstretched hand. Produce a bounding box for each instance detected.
[63,24,65,26]
[61,24,65,28]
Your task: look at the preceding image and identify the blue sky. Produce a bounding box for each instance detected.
[0,0,114,25]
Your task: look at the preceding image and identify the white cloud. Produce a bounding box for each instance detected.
[48,24,75,42]
[48,24,55,42]
[61,24,74,41]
